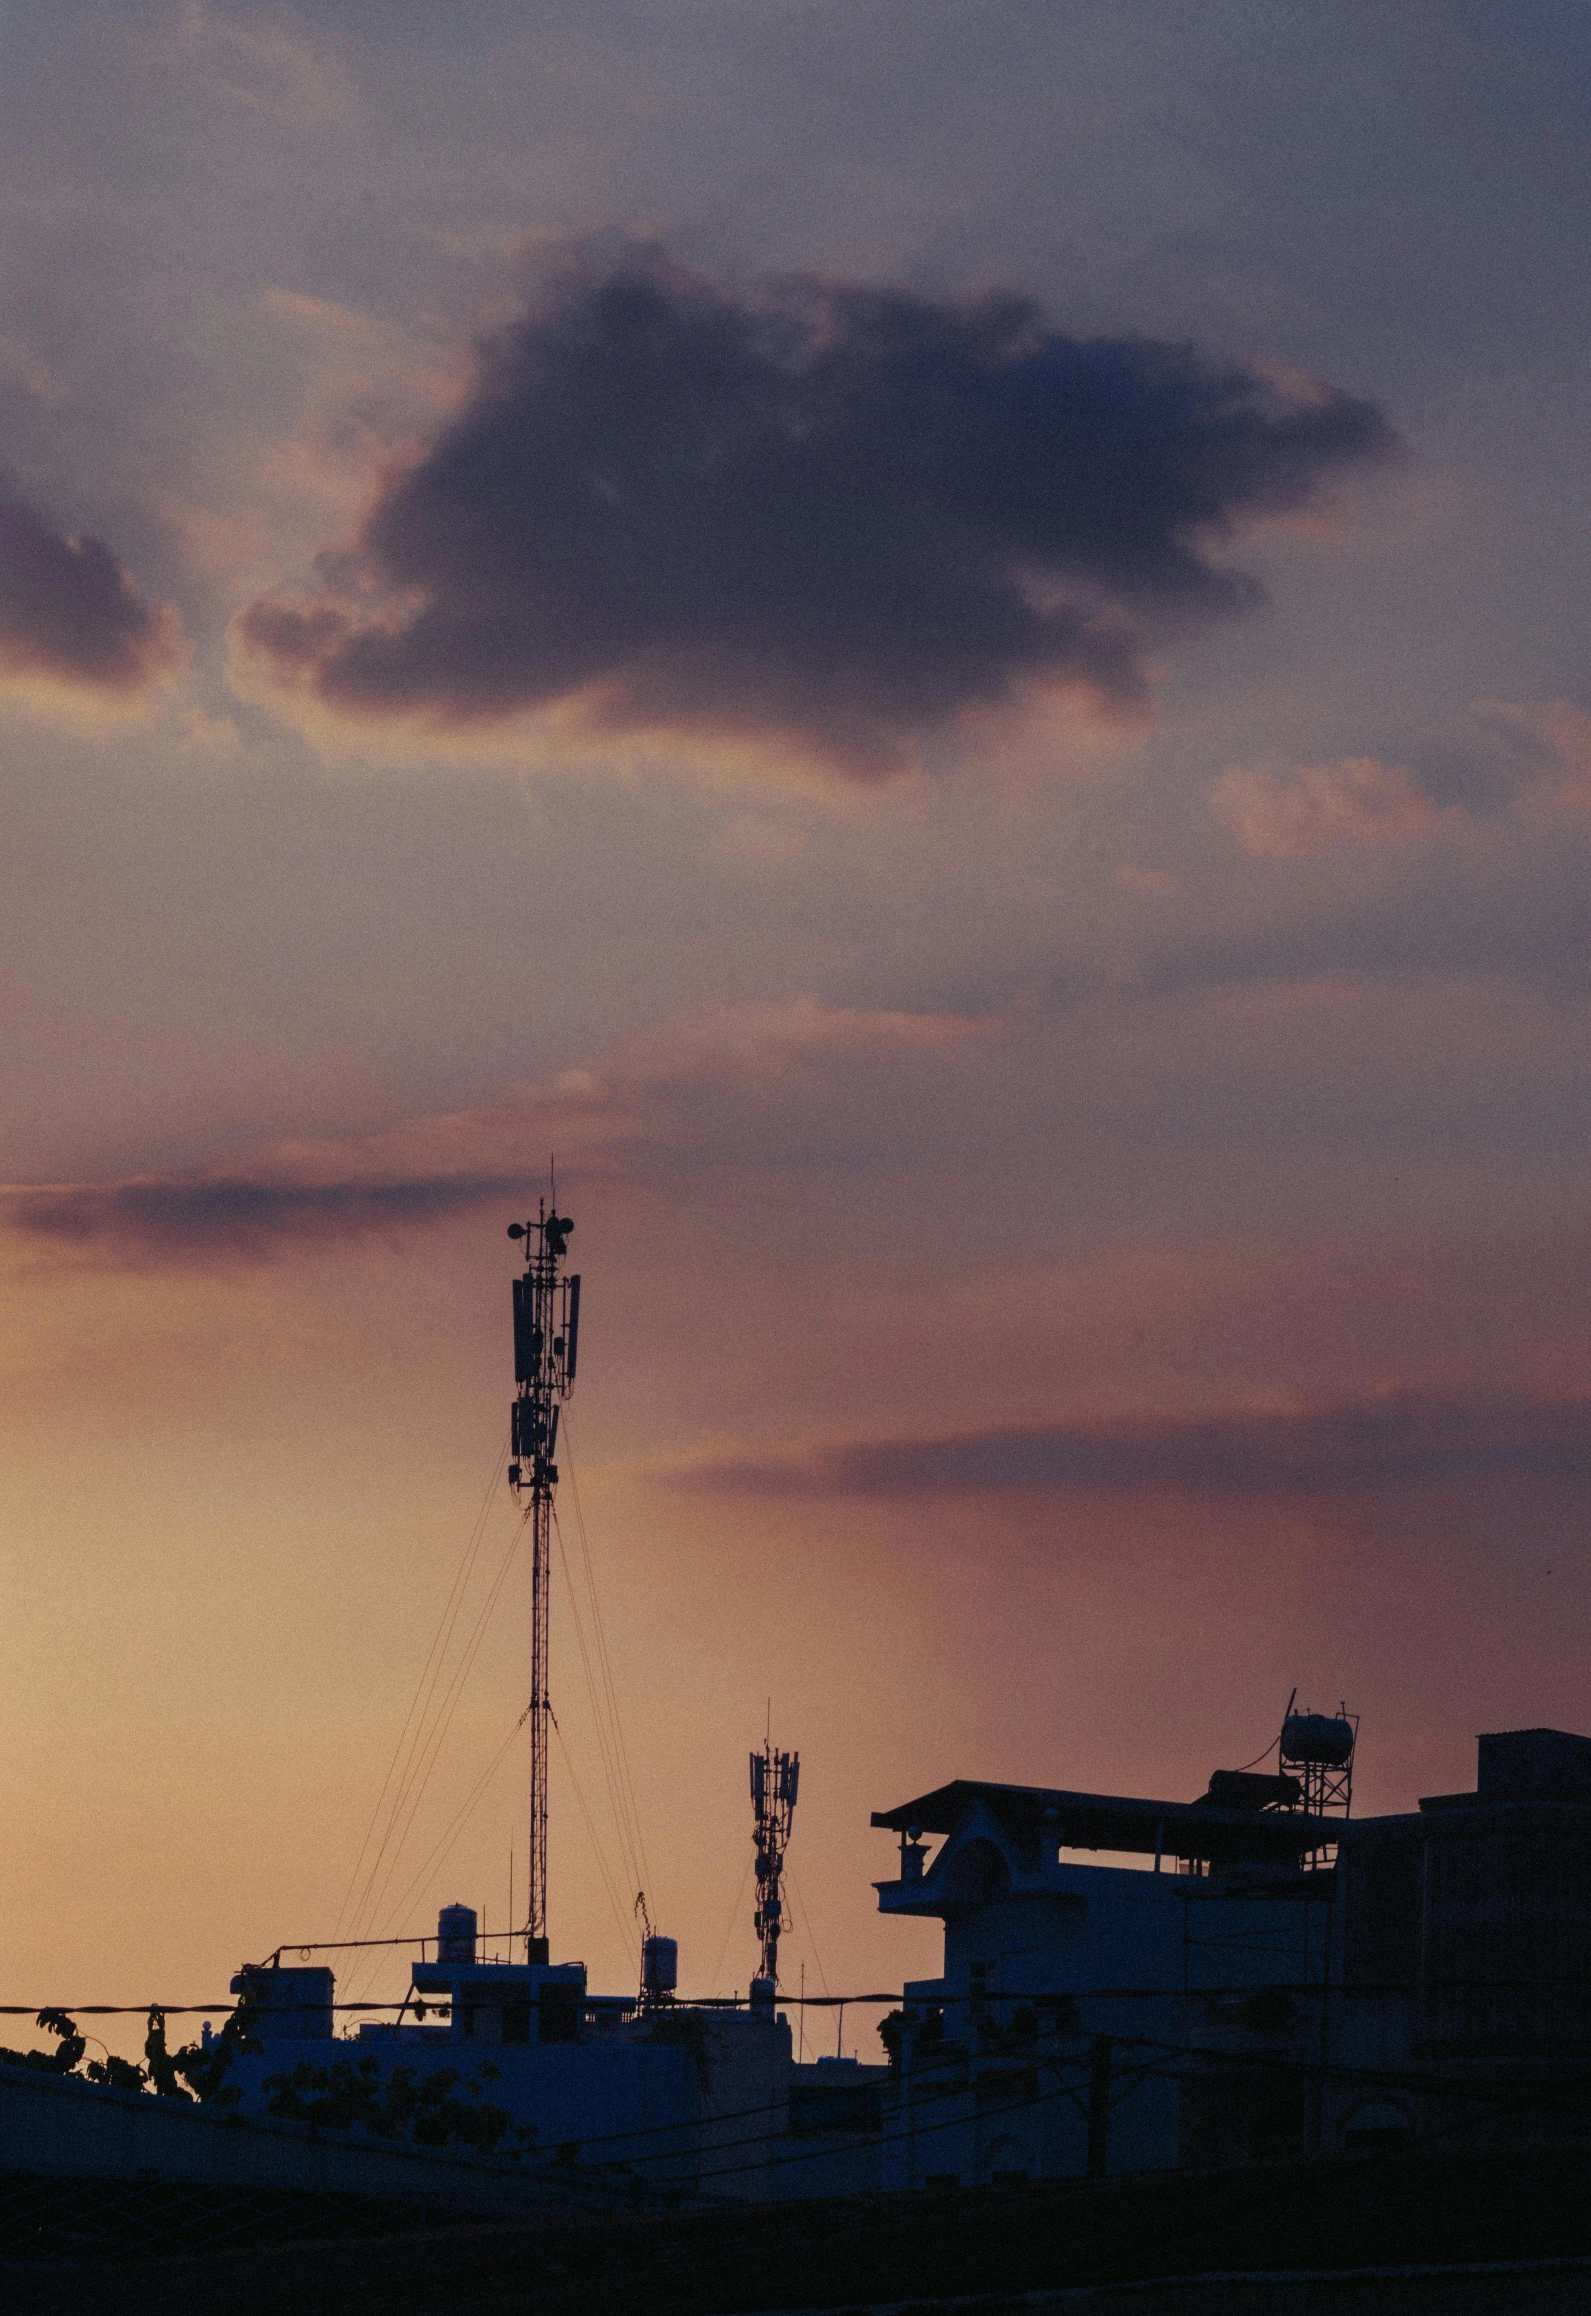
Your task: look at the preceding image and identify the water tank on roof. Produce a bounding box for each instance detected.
[437,1904,477,1964]
[642,1935,677,1997]
[1281,1713,1355,1768]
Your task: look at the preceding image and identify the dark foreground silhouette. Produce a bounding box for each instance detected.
[10,2133,1591,2314]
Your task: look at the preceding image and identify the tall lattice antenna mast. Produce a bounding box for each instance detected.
[506,1199,580,1960]
[750,1736,799,1987]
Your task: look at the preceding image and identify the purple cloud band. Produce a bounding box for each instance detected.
[2,1171,522,1261]
[688,1393,1591,1497]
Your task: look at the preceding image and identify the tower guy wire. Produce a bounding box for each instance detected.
[331,1435,506,1965]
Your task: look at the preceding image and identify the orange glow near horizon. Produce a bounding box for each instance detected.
[2,1,1591,2082]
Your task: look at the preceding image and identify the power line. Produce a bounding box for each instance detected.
[17,1985,1572,2164]
[553,1713,644,1955]
[690,2024,1584,2191]
[331,1437,507,1963]
[710,1851,756,1992]
[345,1508,532,1996]
[38,1970,1591,2019]
[361,1700,534,1961]
[551,1505,646,1924]
[785,1864,830,1998]
[5,2005,1572,2210]
[560,1412,656,1913]
[342,1475,518,1966]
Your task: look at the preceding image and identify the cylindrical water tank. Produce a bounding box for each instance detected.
[1281,1713,1355,1768]
[437,1903,478,1964]
[642,1934,678,1996]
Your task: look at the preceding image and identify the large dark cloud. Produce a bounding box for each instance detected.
[1,1170,522,1262]
[0,489,177,693]
[239,253,1397,773]
[689,1392,1591,1498]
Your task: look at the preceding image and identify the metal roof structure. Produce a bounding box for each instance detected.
[871,1778,1334,1867]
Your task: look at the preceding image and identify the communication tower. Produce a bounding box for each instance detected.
[506,1202,581,1960]
[750,1739,799,1989]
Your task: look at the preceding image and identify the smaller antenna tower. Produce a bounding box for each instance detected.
[750,1737,799,1987]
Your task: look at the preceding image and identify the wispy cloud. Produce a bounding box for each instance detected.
[1211,756,1446,859]
[1209,704,1591,865]
[0,999,997,1269]
[685,1392,1591,1497]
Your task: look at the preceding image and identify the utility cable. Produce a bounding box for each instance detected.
[559,1413,656,1911]
[552,1714,642,1955]
[687,2020,1535,2190]
[331,1437,506,1959]
[354,1509,524,1951]
[710,1851,756,1994]
[1231,1717,1286,1774]
[786,1864,830,1997]
[343,1472,514,1957]
[345,1508,531,1995]
[335,1406,653,2008]
[439,1978,1591,2163]
[4,2000,1576,2183]
[58,1970,1591,2025]
[551,1505,646,1914]
[363,1700,535,1965]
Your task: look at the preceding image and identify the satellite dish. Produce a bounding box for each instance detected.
[507,1223,526,1239]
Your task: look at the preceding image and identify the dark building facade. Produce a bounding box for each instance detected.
[1329,1726,1591,2148]
[866,1726,1591,2186]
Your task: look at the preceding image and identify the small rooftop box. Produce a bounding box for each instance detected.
[1477,1727,1591,1802]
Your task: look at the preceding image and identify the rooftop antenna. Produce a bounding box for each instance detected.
[505,1183,580,1961]
[750,1731,799,1990]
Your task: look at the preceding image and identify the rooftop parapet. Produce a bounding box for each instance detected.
[1417,1726,1591,1815]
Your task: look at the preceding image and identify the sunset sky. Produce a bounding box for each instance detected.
[6,1,1591,2057]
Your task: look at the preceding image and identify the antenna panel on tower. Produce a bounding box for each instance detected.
[512,1277,538,1384]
